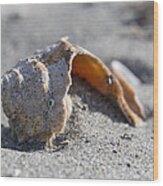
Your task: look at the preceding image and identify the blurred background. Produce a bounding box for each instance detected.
[1,2,153,83]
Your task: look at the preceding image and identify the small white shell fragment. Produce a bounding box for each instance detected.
[108,75,113,85]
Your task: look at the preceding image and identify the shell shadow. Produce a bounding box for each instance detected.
[1,124,45,152]
[1,124,68,152]
[70,76,128,125]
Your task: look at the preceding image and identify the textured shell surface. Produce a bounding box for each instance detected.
[1,38,145,145]
[1,41,74,143]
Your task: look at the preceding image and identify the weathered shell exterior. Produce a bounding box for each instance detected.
[1,38,145,144]
[1,40,75,143]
